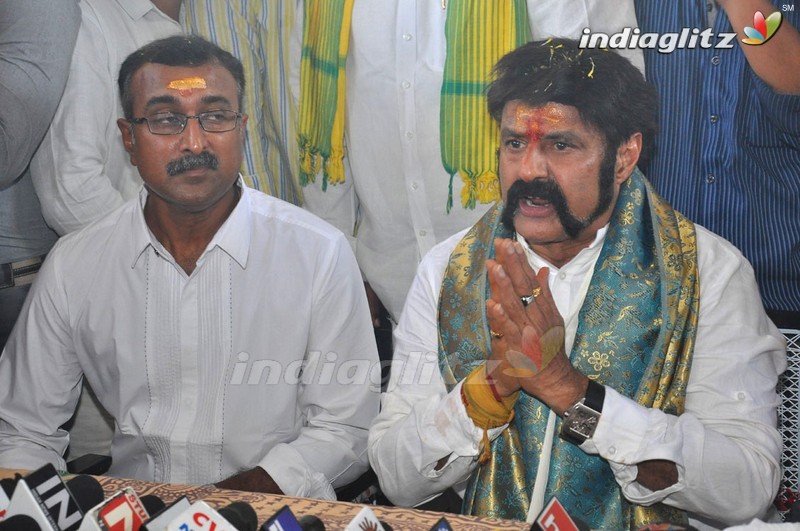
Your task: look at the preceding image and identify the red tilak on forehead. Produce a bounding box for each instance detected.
[515,105,564,142]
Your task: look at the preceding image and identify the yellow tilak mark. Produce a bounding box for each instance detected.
[167,77,207,90]
[167,77,207,97]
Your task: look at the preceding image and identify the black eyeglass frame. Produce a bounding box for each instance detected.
[128,110,242,135]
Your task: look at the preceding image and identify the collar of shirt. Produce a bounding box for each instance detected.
[129,176,251,271]
[114,0,173,21]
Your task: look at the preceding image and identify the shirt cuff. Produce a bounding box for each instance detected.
[423,380,509,475]
[582,386,685,503]
[259,443,337,500]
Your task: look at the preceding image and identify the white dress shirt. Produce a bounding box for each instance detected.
[0,184,380,500]
[368,223,786,527]
[30,0,182,235]
[299,0,644,321]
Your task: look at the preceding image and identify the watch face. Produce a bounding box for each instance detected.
[567,403,600,439]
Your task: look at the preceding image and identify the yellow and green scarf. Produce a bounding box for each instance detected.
[438,170,700,529]
[298,0,529,208]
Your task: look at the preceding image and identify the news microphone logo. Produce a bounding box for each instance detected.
[533,497,581,531]
[262,505,303,531]
[742,11,783,45]
[23,464,85,531]
[92,487,149,530]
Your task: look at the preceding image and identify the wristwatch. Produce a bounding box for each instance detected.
[559,379,605,445]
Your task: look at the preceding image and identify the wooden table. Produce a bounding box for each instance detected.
[1,469,530,530]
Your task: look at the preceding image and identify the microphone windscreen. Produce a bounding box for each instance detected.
[298,514,326,531]
[219,501,258,531]
[0,514,42,530]
[64,474,105,513]
[0,478,16,498]
[140,494,165,516]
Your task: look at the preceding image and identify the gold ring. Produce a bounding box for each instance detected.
[490,330,504,340]
[520,287,542,306]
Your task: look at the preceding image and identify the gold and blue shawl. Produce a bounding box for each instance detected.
[438,170,699,529]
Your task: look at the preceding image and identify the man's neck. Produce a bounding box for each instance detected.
[144,185,241,275]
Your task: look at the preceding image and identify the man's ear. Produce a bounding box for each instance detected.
[614,132,642,184]
[117,118,138,166]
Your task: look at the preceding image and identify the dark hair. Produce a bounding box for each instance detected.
[118,35,245,119]
[487,38,658,167]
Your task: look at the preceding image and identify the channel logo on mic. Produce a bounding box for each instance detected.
[742,11,783,45]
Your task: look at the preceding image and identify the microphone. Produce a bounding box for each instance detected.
[165,500,257,531]
[140,497,191,531]
[428,516,453,530]
[77,486,150,531]
[0,514,42,530]
[0,477,15,521]
[344,507,385,531]
[531,496,589,531]
[139,495,165,518]
[218,501,257,531]
[260,505,326,531]
[5,463,87,531]
[63,477,104,515]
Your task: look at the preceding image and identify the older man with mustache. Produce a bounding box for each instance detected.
[368,39,786,530]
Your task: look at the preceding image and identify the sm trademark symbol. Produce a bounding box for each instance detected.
[783,4,795,11]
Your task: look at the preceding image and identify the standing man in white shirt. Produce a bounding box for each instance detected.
[368,39,786,529]
[28,0,184,467]
[298,1,644,326]
[31,0,183,235]
[0,35,379,497]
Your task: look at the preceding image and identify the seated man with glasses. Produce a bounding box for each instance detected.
[0,35,379,499]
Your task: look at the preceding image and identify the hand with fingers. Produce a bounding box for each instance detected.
[484,237,588,416]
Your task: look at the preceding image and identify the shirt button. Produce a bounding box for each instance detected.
[410,182,419,191]
[709,114,719,124]
[402,33,413,41]
[401,80,411,89]
[608,446,617,455]
[419,229,427,237]
[707,174,716,184]
[711,55,721,65]
[737,392,747,401]
[559,272,567,280]
[405,131,414,140]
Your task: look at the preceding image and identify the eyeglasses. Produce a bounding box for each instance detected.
[129,110,241,135]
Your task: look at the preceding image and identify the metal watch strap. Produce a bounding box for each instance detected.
[559,379,605,445]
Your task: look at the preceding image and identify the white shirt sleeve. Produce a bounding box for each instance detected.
[29,10,128,235]
[0,244,81,472]
[583,227,786,525]
[259,233,379,498]
[368,232,509,507]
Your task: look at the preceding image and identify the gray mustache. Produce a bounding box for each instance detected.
[166,151,219,176]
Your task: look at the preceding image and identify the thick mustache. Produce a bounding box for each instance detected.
[506,179,567,209]
[166,151,219,176]
[501,178,585,238]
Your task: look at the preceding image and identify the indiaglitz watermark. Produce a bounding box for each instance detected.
[579,27,737,54]
[579,10,785,54]
[228,350,444,393]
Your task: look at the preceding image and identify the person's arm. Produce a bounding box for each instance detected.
[253,235,379,499]
[584,229,786,525]
[29,8,128,234]
[368,234,505,507]
[0,245,84,471]
[719,0,800,94]
[0,0,80,189]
